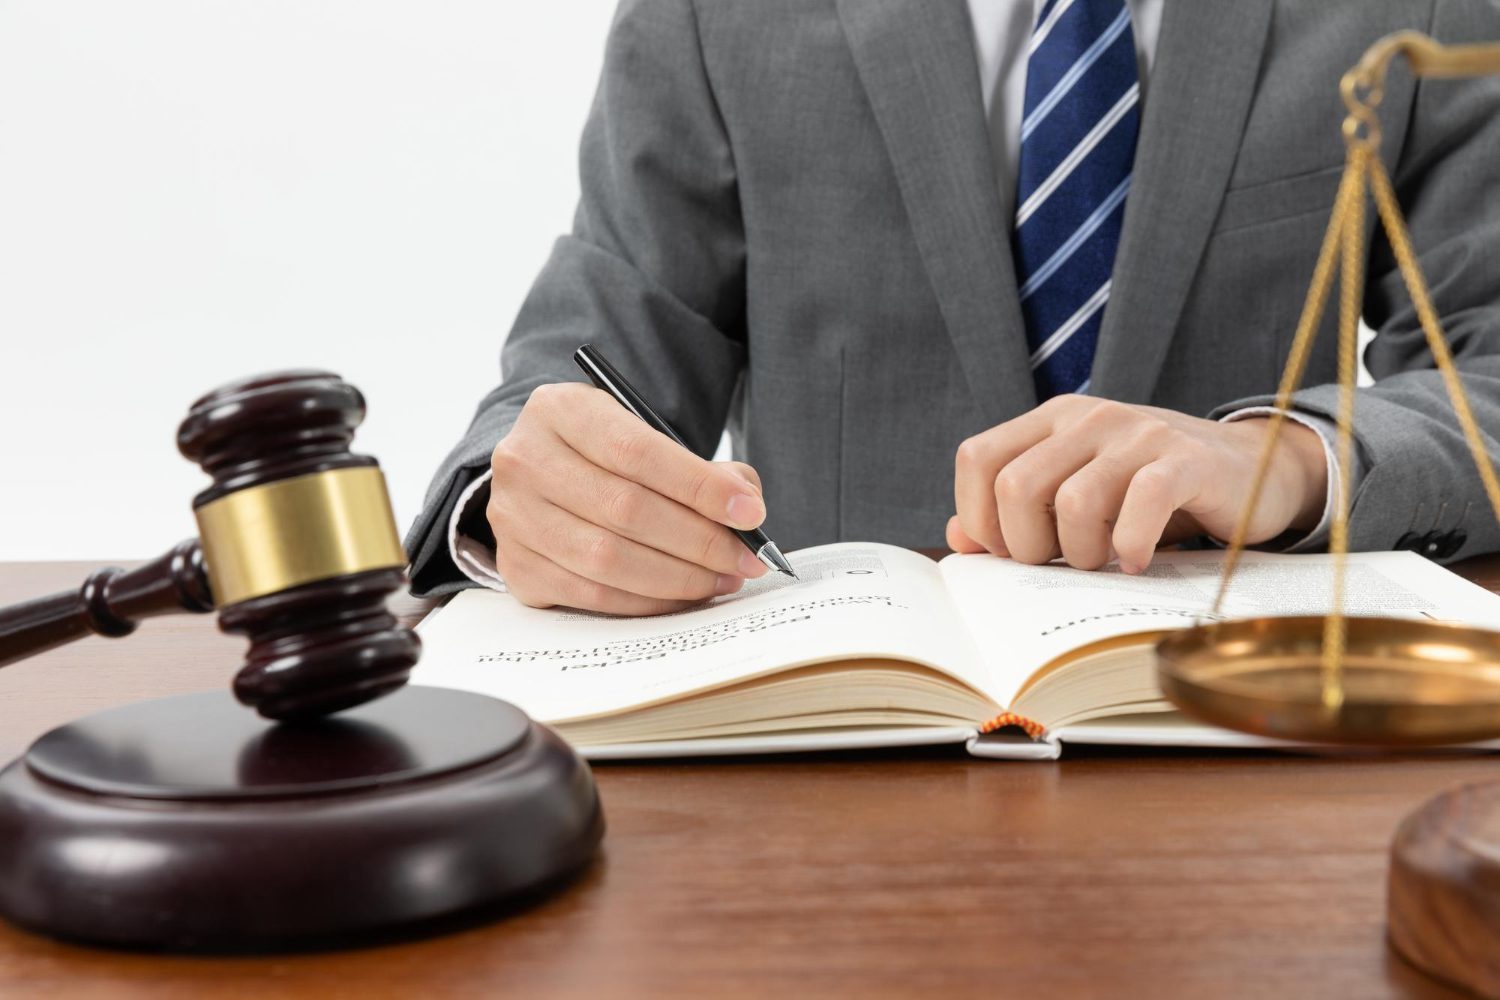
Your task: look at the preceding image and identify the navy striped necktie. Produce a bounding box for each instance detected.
[1013,0,1141,400]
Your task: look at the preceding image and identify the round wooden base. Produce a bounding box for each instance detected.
[1389,780,1500,997]
[0,686,603,951]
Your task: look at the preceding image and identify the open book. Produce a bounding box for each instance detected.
[412,544,1500,760]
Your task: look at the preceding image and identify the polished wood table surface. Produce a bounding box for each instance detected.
[3,558,1499,999]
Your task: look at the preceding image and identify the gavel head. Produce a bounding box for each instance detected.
[177,370,420,721]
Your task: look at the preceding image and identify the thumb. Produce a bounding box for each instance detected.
[721,461,762,494]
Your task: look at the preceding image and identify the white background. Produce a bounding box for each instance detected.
[0,1,618,559]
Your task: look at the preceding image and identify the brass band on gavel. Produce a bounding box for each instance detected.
[193,466,407,608]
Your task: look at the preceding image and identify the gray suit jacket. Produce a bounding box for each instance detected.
[407,0,1500,596]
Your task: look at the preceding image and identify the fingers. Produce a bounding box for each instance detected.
[489,383,778,616]
[1053,458,1132,571]
[955,432,1035,556]
[946,515,988,554]
[1113,459,1200,573]
[723,461,762,494]
[542,385,766,531]
[953,397,1085,556]
[496,535,715,616]
[950,397,1225,572]
[990,433,1099,564]
[532,446,767,580]
[521,495,746,602]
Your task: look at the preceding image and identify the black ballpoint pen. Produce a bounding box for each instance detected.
[574,344,797,579]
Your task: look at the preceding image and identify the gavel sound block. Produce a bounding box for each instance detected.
[0,372,603,950]
[1389,784,1500,997]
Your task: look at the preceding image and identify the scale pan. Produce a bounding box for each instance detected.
[1156,616,1500,746]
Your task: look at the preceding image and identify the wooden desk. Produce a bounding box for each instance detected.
[2,559,1496,999]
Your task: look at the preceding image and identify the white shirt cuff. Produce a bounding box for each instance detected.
[447,469,508,592]
[1217,407,1363,553]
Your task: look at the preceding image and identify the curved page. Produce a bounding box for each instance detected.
[940,548,1500,710]
[414,543,989,724]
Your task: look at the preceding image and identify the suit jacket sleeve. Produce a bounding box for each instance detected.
[1214,1,1500,562]
[404,0,748,596]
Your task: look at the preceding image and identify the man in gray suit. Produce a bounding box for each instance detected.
[406,0,1500,616]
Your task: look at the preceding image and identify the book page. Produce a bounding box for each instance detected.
[939,549,1500,707]
[414,542,990,724]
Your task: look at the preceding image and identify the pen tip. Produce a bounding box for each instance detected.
[760,542,796,579]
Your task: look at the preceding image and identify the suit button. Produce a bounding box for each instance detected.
[1438,530,1466,559]
[1396,531,1422,551]
[1419,531,1445,559]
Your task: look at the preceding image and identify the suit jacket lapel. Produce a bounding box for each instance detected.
[836,0,1037,426]
[1089,0,1275,404]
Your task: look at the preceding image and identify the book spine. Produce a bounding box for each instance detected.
[978,712,1046,741]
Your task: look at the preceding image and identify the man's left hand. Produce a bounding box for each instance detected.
[947,396,1329,574]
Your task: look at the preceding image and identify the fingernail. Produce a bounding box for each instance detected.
[1120,561,1139,575]
[738,549,768,577]
[726,493,765,528]
[714,574,743,596]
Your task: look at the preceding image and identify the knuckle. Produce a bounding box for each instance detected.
[607,429,650,475]
[728,462,761,490]
[488,496,526,535]
[993,467,1030,503]
[1134,463,1175,497]
[1054,482,1095,521]
[600,484,645,532]
[1093,397,1126,417]
[956,435,986,470]
[1181,437,1215,467]
[1125,418,1170,450]
[490,441,521,478]
[581,531,623,576]
[527,382,562,413]
[1074,399,1119,433]
[1156,424,1190,449]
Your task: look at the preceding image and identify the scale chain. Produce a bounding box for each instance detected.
[1210,31,1500,716]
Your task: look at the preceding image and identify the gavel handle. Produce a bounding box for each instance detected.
[0,540,215,667]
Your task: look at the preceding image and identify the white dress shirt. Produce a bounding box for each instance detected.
[968,0,1164,186]
[447,0,1346,590]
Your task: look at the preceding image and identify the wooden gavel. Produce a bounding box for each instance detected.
[0,370,420,720]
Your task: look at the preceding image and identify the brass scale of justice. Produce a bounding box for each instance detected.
[1151,31,1500,998]
[1157,30,1500,746]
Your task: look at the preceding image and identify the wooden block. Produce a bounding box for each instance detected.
[1389,780,1500,997]
[0,686,604,951]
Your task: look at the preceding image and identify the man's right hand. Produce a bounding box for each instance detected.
[487,382,770,616]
